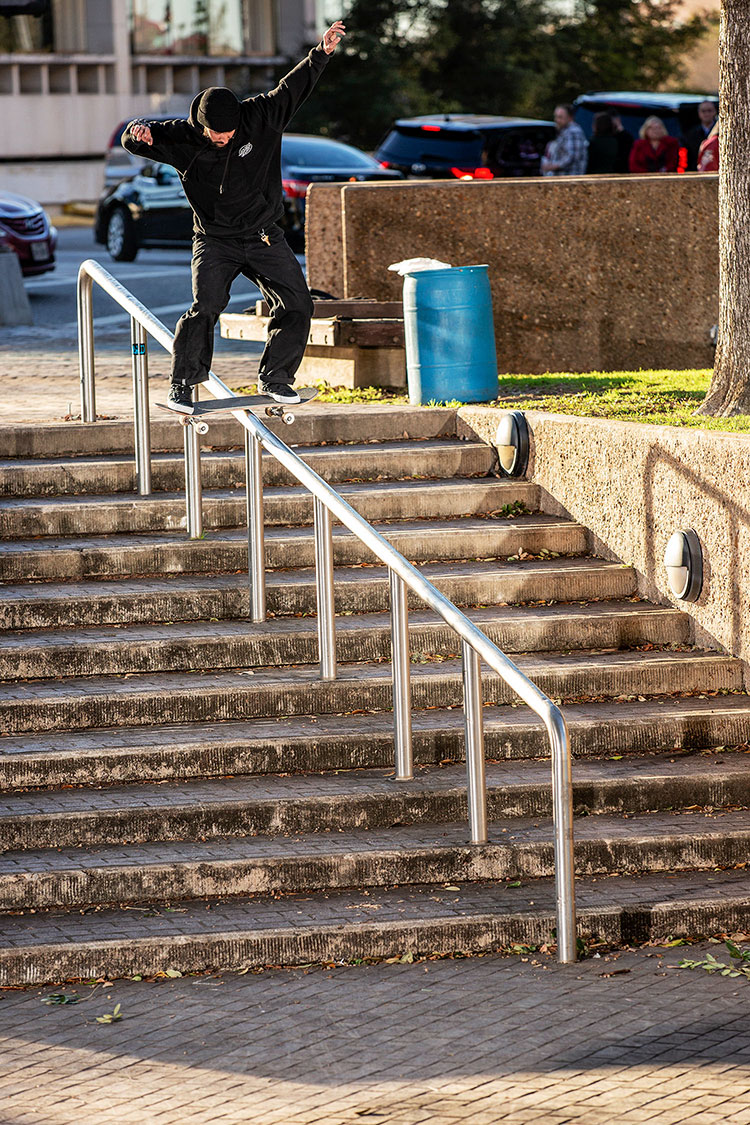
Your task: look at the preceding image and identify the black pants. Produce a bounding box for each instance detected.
[171,224,314,388]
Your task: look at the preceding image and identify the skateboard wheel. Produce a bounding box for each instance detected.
[282,412,295,425]
[196,421,209,435]
[264,405,274,418]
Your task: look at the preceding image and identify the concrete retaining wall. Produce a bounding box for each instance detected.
[458,407,750,678]
[306,175,719,375]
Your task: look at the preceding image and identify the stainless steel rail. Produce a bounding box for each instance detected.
[77,257,577,963]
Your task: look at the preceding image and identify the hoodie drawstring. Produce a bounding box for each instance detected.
[179,136,234,193]
[219,138,233,195]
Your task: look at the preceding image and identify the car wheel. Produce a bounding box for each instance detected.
[106,206,138,261]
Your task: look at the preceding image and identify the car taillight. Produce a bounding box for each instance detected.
[379,160,392,169]
[282,179,311,199]
[678,146,688,174]
[421,125,441,132]
[450,167,494,180]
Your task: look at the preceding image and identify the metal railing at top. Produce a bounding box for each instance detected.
[77,257,578,963]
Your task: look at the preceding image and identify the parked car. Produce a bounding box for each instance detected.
[95,162,191,261]
[95,133,403,260]
[280,134,402,246]
[0,190,57,277]
[374,114,557,179]
[573,91,719,151]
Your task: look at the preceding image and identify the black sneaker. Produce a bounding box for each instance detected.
[258,382,301,405]
[167,382,194,415]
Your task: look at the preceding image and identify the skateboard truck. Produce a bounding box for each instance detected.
[178,415,210,435]
[264,404,296,425]
[180,406,293,432]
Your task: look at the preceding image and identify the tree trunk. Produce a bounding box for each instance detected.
[696,0,750,416]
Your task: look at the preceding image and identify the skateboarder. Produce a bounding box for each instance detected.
[121,20,346,415]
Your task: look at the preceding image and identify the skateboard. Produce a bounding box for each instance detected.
[156,388,319,433]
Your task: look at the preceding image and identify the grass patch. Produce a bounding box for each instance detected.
[231,370,750,432]
[231,381,407,405]
[492,368,750,433]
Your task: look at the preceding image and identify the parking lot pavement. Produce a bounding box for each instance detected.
[1,941,749,1124]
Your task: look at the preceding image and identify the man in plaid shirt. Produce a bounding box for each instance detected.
[541,104,588,176]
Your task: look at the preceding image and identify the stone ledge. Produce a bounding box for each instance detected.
[459,406,750,679]
[307,175,718,374]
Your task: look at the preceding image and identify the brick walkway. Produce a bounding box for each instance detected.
[1,942,749,1124]
[0,348,260,423]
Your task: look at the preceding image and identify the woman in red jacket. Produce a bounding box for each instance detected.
[629,116,681,174]
[698,121,719,172]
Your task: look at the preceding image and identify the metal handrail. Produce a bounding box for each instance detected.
[77,257,577,963]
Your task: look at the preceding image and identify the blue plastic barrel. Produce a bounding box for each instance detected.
[402,264,498,405]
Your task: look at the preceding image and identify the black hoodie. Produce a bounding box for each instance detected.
[121,45,330,239]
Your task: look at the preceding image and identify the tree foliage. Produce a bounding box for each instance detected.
[549,0,716,107]
[294,0,713,149]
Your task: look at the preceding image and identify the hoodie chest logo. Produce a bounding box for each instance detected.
[238,142,254,158]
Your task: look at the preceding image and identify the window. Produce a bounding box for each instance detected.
[0,0,53,53]
[0,0,113,55]
[131,0,245,57]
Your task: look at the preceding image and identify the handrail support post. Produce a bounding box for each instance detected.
[77,268,96,422]
[245,429,266,623]
[130,316,152,495]
[184,384,203,539]
[390,569,413,780]
[462,641,488,846]
[548,711,577,964]
[314,496,336,679]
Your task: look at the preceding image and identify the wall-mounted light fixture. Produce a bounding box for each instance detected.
[663,529,703,602]
[495,410,529,478]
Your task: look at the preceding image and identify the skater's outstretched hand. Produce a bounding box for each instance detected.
[322,20,346,54]
[130,123,153,145]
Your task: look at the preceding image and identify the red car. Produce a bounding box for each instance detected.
[0,190,57,277]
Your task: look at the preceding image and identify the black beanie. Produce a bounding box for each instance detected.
[196,87,240,132]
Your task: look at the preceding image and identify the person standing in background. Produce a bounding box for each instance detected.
[610,114,634,173]
[628,117,681,174]
[541,104,588,176]
[698,120,719,172]
[586,112,619,174]
[683,100,718,172]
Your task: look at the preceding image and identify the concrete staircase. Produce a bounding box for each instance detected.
[1,403,749,986]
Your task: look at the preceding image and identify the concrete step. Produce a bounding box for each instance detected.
[0,515,586,581]
[2,696,748,791]
[0,558,636,630]
[0,439,495,498]
[0,754,746,859]
[0,404,459,459]
[0,478,536,538]
[2,867,749,986]
[0,651,740,734]
[0,601,686,681]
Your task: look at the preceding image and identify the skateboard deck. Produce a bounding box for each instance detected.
[156,388,319,432]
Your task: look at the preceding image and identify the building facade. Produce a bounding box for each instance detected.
[677,0,719,92]
[1,0,319,202]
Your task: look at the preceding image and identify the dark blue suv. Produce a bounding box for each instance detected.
[572,91,718,141]
[374,114,556,179]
